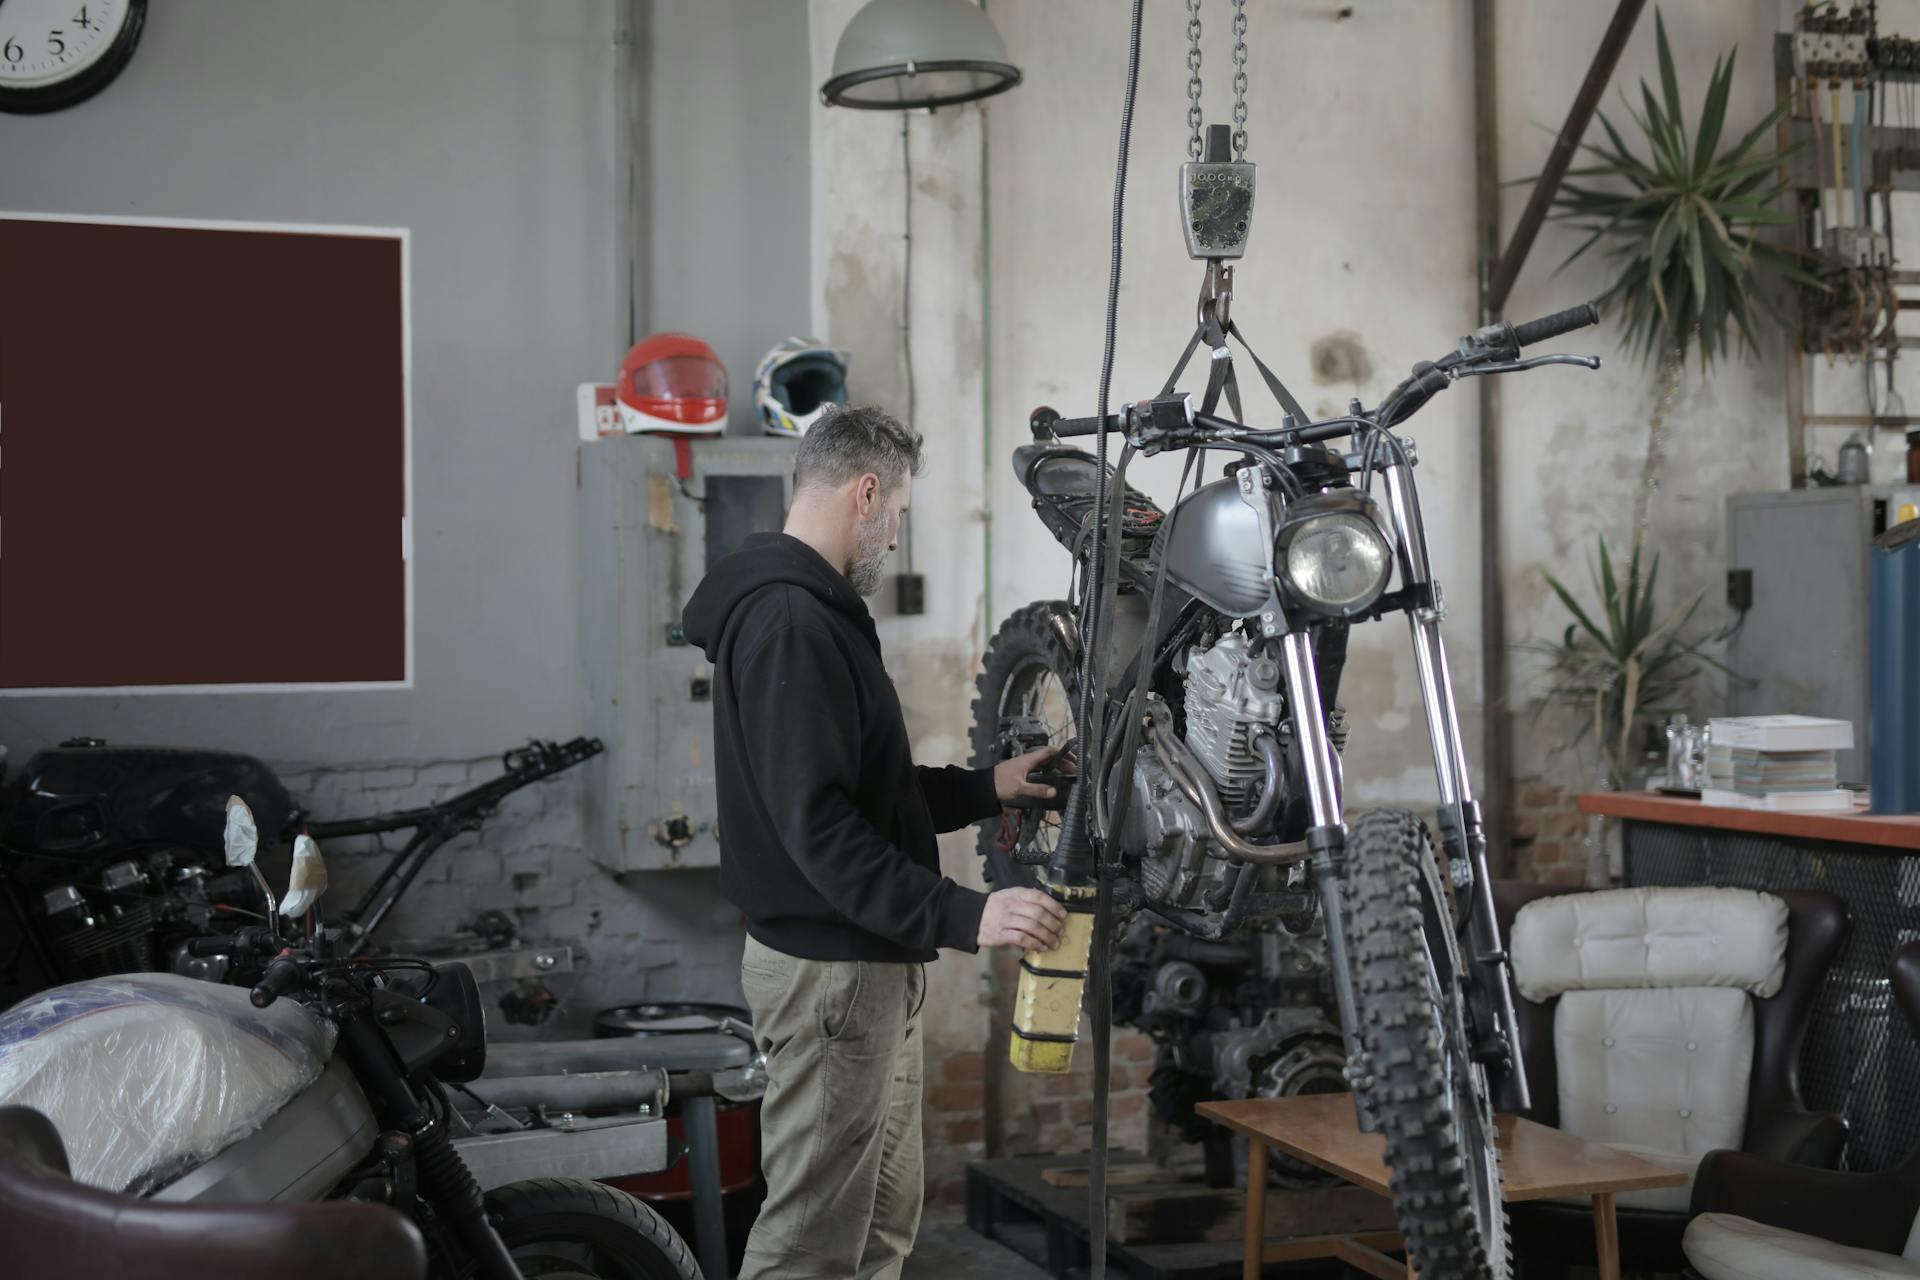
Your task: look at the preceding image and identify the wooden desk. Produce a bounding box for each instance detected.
[1577,790,1920,851]
[1196,1093,1687,1280]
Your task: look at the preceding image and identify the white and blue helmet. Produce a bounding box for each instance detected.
[753,338,850,437]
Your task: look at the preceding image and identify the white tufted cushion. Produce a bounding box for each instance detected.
[1510,887,1789,1002]
[1685,1212,1920,1280]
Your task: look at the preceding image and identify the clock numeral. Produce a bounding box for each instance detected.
[48,31,67,56]
[74,6,94,31]
[2,39,21,64]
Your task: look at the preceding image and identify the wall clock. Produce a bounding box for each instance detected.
[0,0,146,115]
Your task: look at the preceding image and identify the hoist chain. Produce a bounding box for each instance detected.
[1231,0,1249,158]
[1186,0,1204,161]
[1185,0,1250,162]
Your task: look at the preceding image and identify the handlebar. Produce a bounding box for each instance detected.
[1512,302,1600,349]
[185,926,281,958]
[1035,300,1599,447]
[250,956,306,1008]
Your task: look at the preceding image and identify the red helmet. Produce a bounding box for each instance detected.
[617,333,729,435]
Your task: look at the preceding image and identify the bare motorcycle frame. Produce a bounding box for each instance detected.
[983,298,1604,1278]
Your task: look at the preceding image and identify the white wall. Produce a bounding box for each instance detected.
[984,0,1481,806]
[0,0,622,766]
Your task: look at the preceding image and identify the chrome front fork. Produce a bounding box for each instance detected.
[1380,460,1532,1112]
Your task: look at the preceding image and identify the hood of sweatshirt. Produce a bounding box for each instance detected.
[681,531,878,661]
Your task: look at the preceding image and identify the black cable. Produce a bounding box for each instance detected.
[901,110,918,576]
[1080,9,1144,1280]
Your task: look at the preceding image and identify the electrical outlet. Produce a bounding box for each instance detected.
[896,573,926,616]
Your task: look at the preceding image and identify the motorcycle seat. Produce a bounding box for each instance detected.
[0,1105,427,1280]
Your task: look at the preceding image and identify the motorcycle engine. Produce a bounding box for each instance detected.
[1114,915,1347,1189]
[1182,633,1286,809]
[1123,633,1287,910]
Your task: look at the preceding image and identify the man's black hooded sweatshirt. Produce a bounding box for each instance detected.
[682,532,997,963]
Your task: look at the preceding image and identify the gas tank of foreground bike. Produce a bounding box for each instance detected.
[151,1057,378,1204]
[1163,478,1270,617]
[2,742,295,857]
[0,973,335,1192]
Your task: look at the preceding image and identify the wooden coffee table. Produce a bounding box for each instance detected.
[1196,1093,1687,1280]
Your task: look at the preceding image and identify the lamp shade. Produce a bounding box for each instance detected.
[820,0,1021,110]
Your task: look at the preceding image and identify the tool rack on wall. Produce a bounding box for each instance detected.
[1777,5,1920,485]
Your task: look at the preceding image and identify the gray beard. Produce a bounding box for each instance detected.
[847,512,891,597]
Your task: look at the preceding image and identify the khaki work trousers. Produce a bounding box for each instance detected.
[739,935,928,1280]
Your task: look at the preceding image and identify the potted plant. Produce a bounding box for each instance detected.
[1531,537,1730,792]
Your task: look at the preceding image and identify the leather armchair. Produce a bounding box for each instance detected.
[1492,881,1849,1276]
[1682,942,1920,1280]
[0,1104,428,1280]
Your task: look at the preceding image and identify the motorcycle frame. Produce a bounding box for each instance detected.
[306,737,602,952]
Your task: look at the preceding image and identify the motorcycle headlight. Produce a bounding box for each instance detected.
[1277,502,1393,618]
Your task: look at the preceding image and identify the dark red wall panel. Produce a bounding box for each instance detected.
[0,218,407,688]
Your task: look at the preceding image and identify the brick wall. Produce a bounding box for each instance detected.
[1510,779,1593,886]
[278,755,747,1041]
[918,948,1155,1209]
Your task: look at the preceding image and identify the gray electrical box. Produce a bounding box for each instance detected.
[580,434,798,871]
[1726,485,1920,784]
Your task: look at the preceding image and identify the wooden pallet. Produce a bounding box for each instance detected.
[966,1154,1388,1279]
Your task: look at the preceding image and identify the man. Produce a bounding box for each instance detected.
[682,405,1068,1279]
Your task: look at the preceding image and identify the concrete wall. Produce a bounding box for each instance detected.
[0,0,812,1037]
[1501,0,1920,804]
[0,0,619,768]
[645,1,814,435]
[808,0,1896,1195]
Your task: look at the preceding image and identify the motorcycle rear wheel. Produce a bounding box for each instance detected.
[485,1177,701,1280]
[1343,809,1509,1280]
[970,600,1081,891]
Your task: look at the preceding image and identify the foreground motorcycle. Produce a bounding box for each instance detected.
[0,808,698,1279]
[977,301,1603,1277]
[0,735,601,1004]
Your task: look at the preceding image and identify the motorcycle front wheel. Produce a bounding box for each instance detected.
[1343,809,1509,1280]
[485,1177,701,1280]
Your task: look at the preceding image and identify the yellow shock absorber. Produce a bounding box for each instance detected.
[1008,876,1099,1074]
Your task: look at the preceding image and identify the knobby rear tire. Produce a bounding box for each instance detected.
[970,600,1081,892]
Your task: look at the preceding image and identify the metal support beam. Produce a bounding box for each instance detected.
[1486,0,1648,316]
[1475,0,1647,875]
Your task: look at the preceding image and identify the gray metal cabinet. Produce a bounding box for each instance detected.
[1727,485,1920,784]
[580,435,798,871]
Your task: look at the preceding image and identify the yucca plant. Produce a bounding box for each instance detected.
[1553,9,1816,367]
[1530,537,1732,790]
[1547,9,1820,561]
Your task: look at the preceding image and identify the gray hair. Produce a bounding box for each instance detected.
[793,405,924,496]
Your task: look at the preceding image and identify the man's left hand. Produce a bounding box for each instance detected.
[995,743,1064,804]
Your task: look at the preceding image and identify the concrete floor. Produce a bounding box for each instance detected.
[905,1219,1052,1280]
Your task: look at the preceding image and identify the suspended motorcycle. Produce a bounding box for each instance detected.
[972,6,1605,1276]
[0,803,699,1280]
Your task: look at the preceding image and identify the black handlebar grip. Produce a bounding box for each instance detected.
[185,934,242,957]
[1049,413,1119,439]
[1511,302,1600,349]
[250,957,304,1008]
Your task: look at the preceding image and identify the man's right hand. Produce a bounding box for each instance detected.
[978,887,1070,953]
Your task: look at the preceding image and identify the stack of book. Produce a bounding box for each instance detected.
[1703,716,1855,811]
